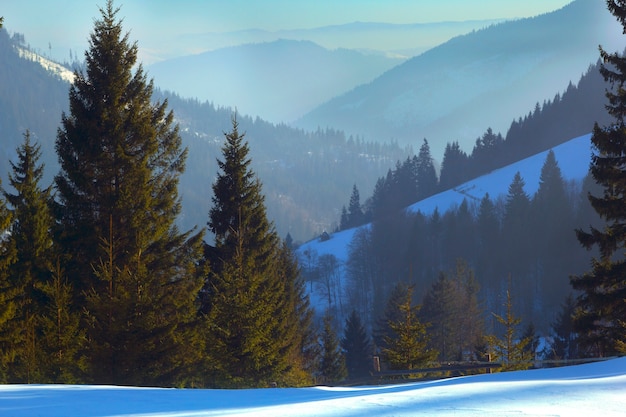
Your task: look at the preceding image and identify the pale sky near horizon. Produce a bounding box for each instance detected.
[2,0,574,63]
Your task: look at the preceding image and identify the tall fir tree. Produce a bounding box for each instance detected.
[421,260,484,362]
[485,287,532,372]
[501,172,532,310]
[531,150,573,308]
[570,0,626,357]
[341,309,371,379]
[346,184,364,228]
[54,1,205,385]
[421,272,459,361]
[415,139,438,200]
[205,115,310,387]
[549,294,579,360]
[382,285,437,370]
[37,258,87,383]
[319,312,347,384]
[0,131,53,382]
[0,179,16,382]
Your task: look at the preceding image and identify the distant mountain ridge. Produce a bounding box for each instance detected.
[164,19,502,62]
[296,0,622,161]
[148,39,404,123]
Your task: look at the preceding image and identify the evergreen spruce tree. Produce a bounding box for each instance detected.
[485,288,532,372]
[347,184,364,228]
[54,1,205,385]
[205,115,310,387]
[532,150,573,307]
[415,139,438,200]
[501,172,532,308]
[421,273,459,361]
[476,193,500,292]
[0,131,53,382]
[319,312,347,384]
[0,132,57,382]
[37,258,87,383]
[382,285,437,370]
[341,309,371,379]
[0,181,17,382]
[549,294,579,360]
[439,141,469,191]
[421,260,484,362]
[374,282,408,351]
[570,0,626,357]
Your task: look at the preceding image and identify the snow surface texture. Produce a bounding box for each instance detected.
[2,357,625,416]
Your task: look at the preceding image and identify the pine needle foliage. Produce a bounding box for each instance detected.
[320,312,347,384]
[570,0,626,357]
[0,131,54,382]
[485,289,533,372]
[54,0,204,386]
[341,309,371,379]
[205,115,312,387]
[382,285,437,371]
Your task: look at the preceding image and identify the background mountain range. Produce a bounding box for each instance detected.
[296,0,623,160]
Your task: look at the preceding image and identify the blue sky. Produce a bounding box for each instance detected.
[2,0,573,63]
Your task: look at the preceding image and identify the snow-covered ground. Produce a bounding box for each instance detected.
[15,46,75,83]
[2,357,625,416]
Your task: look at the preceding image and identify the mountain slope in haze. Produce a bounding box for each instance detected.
[296,0,622,161]
[148,39,404,123]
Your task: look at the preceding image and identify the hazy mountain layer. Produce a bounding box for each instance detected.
[148,39,404,123]
[296,0,622,161]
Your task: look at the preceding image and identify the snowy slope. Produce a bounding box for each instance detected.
[15,46,74,83]
[3,356,625,416]
[297,133,592,265]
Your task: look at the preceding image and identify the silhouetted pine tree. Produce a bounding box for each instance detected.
[501,172,532,308]
[571,0,626,357]
[320,312,347,384]
[421,273,460,361]
[54,1,205,385]
[549,294,579,360]
[439,141,469,191]
[341,310,371,379]
[416,139,438,200]
[531,150,573,309]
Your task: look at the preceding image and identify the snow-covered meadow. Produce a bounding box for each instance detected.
[2,356,625,416]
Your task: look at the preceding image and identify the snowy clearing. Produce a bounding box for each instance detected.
[1,356,625,416]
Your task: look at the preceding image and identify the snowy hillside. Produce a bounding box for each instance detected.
[297,132,592,266]
[15,46,74,83]
[4,356,625,416]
